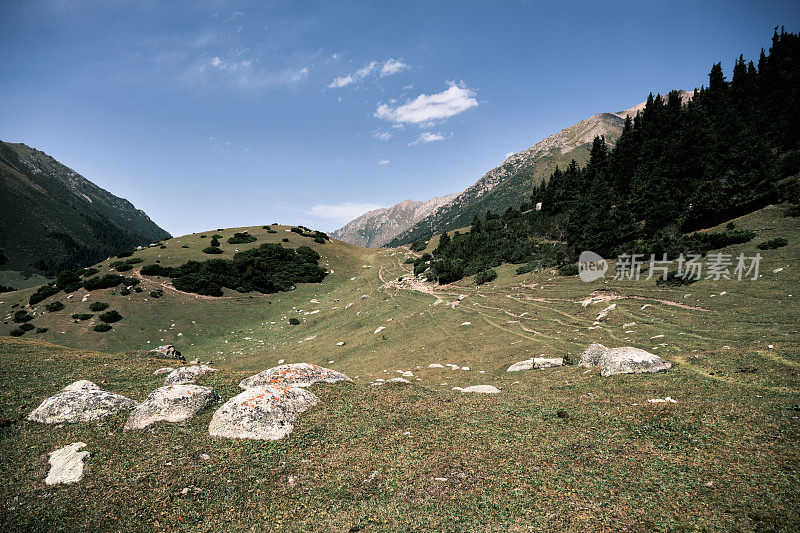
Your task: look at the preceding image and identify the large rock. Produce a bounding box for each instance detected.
[507,357,564,372]
[453,385,501,394]
[239,363,351,390]
[507,359,533,372]
[124,385,221,430]
[150,345,184,361]
[599,347,672,376]
[28,382,138,424]
[208,386,319,440]
[163,365,218,386]
[579,344,610,368]
[45,442,90,485]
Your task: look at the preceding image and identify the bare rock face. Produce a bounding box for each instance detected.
[45,442,90,485]
[507,359,533,372]
[150,345,184,361]
[453,385,501,394]
[28,382,138,424]
[599,347,672,376]
[508,357,564,371]
[579,344,610,368]
[239,363,351,390]
[208,386,319,441]
[163,365,218,386]
[124,385,221,430]
[153,367,175,375]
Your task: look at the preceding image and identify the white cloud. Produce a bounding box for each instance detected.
[356,61,378,78]
[329,74,354,88]
[375,82,478,125]
[309,202,383,223]
[377,160,391,165]
[373,131,392,141]
[381,59,409,76]
[408,131,450,146]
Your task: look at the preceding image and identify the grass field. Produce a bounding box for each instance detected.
[1,207,799,531]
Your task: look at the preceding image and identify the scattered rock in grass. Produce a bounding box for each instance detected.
[384,377,411,384]
[460,322,471,326]
[45,442,90,485]
[534,357,564,369]
[153,367,175,375]
[163,365,218,386]
[336,341,345,346]
[124,385,221,430]
[427,363,444,369]
[28,383,138,424]
[239,363,351,389]
[150,345,185,361]
[648,397,677,403]
[453,385,500,394]
[579,344,610,368]
[208,386,318,440]
[595,304,616,321]
[374,326,386,334]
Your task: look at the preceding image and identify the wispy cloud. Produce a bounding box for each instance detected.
[329,58,409,88]
[408,131,450,146]
[308,202,383,223]
[377,159,391,165]
[375,82,478,125]
[373,130,392,141]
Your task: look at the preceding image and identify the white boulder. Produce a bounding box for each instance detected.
[453,385,500,394]
[124,385,220,430]
[163,365,218,386]
[45,442,90,485]
[239,363,351,389]
[28,383,138,424]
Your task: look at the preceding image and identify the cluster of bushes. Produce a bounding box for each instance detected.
[202,246,223,254]
[757,237,789,250]
[93,323,112,332]
[150,289,163,298]
[99,310,123,323]
[289,317,301,325]
[89,302,109,312]
[557,264,579,276]
[409,239,428,252]
[29,285,59,305]
[83,274,125,291]
[290,227,330,244]
[45,301,65,312]
[71,313,94,321]
[475,268,498,285]
[139,243,327,297]
[13,311,34,323]
[0,284,15,293]
[227,232,257,245]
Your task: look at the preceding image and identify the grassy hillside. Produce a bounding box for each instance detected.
[0,141,171,277]
[1,207,799,530]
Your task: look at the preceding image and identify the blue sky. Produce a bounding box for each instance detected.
[1,1,798,236]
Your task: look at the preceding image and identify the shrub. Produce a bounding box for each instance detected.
[228,232,257,245]
[150,289,163,299]
[89,302,109,312]
[116,250,134,258]
[289,317,301,325]
[13,311,34,323]
[212,234,222,239]
[516,261,543,275]
[83,274,124,291]
[63,282,83,293]
[314,237,326,244]
[10,329,25,337]
[29,285,60,305]
[113,263,133,272]
[35,327,48,333]
[71,313,94,320]
[45,301,65,312]
[410,239,428,252]
[83,268,99,277]
[56,269,84,290]
[182,245,189,248]
[19,323,35,331]
[291,227,304,234]
[93,323,112,332]
[203,246,224,255]
[282,238,290,242]
[263,226,271,230]
[134,287,143,293]
[141,264,165,276]
[475,268,498,285]
[0,284,15,292]
[757,237,788,250]
[558,264,579,276]
[123,277,139,287]
[267,230,277,234]
[210,237,221,247]
[125,257,143,264]
[99,310,123,323]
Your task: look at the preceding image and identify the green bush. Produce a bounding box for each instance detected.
[125,257,143,264]
[314,237,326,244]
[134,287,143,293]
[291,227,304,235]
[182,245,189,248]
[83,268,99,277]
[410,239,428,252]
[475,268,498,285]
[19,323,35,332]
[120,287,131,295]
[150,289,163,299]
[99,310,123,323]
[0,284,16,293]
[228,232,257,245]
[212,234,222,239]
[35,327,48,333]
[93,323,112,332]
[10,329,25,337]
[289,317,301,325]
[558,264,579,276]
[282,238,289,242]
[267,230,278,234]
[29,285,60,305]
[203,246,223,254]
[123,277,139,287]
[13,311,34,323]
[210,237,221,247]
[89,302,109,312]
[757,237,788,250]
[71,313,94,320]
[116,250,134,258]
[83,274,124,291]
[141,264,165,276]
[45,301,65,312]
[112,262,133,272]
[263,226,271,230]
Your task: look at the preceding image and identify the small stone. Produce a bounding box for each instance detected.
[45,442,90,485]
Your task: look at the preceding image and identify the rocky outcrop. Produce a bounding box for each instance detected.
[163,365,218,386]
[579,344,610,368]
[599,347,672,376]
[507,357,564,371]
[208,386,319,441]
[150,345,184,361]
[28,381,138,424]
[239,363,351,390]
[45,442,90,485]
[124,385,220,430]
